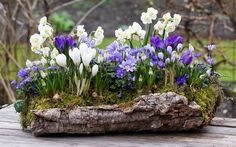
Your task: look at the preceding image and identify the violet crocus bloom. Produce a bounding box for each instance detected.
[164,34,184,49]
[66,36,76,47]
[151,54,158,65]
[108,52,123,63]
[150,36,165,49]
[16,77,32,89]
[54,35,65,53]
[180,50,193,65]
[194,53,202,58]
[176,74,188,86]
[116,68,127,79]
[17,68,28,78]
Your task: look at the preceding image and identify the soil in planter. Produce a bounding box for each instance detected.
[20,83,223,129]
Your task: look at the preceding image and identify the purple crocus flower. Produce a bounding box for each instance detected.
[66,36,76,47]
[164,34,184,49]
[54,35,65,53]
[176,74,188,86]
[48,66,58,71]
[180,50,193,65]
[150,36,165,49]
[107,41,119,53]
[116,68,127,79]
[17,68,28,78]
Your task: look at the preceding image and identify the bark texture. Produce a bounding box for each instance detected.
[31,92,208,136]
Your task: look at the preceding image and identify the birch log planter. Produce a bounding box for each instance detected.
[29,92,218,136]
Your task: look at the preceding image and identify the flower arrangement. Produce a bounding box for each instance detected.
[12,8,223,133]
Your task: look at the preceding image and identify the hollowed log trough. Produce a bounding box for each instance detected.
[31,92,214,136]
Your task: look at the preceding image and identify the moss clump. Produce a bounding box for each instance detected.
[21,84,222,129]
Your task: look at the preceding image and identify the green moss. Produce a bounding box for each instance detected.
[21,84,222,128]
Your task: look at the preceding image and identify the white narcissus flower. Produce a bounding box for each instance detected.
[39,25,53,38]
[55,54,67,67]
[165,22,175,33]
[115,28,125,43]
[50,48,59,59]
[42,47,50,57]
[137,30,146,40]
[39,16,47,26]
[79,63,83,74]
[163,12,171,22]
[147,7,158,20]
[69,48,81,65]
[26,59,33,68]
[92,64,99,76]
[81,53,92,67]
[173,14,181,26]
[30,33,44,49]
[41,57,47,66]
[154,21,165,31]
[141,12,152,24]
[131,22,142,33]
[94,26,104,46]
[50,59,55,66]
[76,25,88,38]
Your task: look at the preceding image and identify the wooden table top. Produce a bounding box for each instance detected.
[0,105,235,147]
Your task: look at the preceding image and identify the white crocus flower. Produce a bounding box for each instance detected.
[79,63,84,74]
[147,7,158,20]
[163,12,171,22]
[165,22,175,33]
[92,64,99,76]
[81,53,92,67]
[189,44,194,52]
[55,54,67,67]
[141,12,152,24]
[154,21,165,31]
[69,48,81,65]
[41,57,47,66]
[173,14,181,26]
[76,25,88,38]
[50,48,59,59]
[30,33,44,49]
[26,59,33,68]
[79,43,89,55]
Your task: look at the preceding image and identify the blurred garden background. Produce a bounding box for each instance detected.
[0,0,236,117]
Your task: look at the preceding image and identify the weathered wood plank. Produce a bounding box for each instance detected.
[210,117,236,127]
[0,105,236,147]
